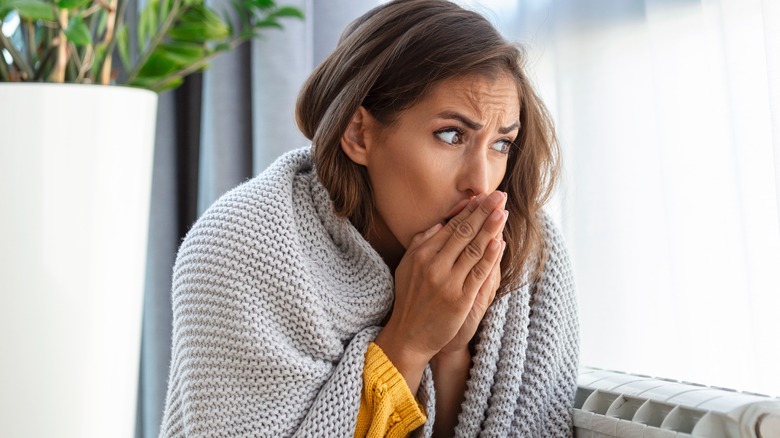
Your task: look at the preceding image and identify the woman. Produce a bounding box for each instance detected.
[159,1,579,437]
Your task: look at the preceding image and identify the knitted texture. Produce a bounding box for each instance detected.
[356,343,427,437]
[159,146,579,437]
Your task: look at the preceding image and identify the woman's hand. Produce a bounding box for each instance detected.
[426,221,504,438]
[437,234,503,356]
[374,190,507,393]
[437,195,506,356]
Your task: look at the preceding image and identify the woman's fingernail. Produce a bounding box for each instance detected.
[468,193,485,209]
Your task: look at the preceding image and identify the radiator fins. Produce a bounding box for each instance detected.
[574,368,780,437]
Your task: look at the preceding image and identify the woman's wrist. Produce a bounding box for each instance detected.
[430,346,472,437]
[374,325,431,395]
[430,347,471,374]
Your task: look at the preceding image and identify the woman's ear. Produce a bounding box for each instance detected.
[340,106,373,166]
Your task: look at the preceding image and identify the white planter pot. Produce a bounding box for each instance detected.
[0,84,157,437]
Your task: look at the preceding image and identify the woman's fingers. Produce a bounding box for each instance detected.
[487,243,503,302]
[461,237,502,297]
[422,192,485,253]
[437,243,504,355]
[408,222,444,251]
[436,191,506,265]
[382,190,507,362]
[472,242,503,316]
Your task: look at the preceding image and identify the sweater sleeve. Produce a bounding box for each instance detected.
[355,343,427,438]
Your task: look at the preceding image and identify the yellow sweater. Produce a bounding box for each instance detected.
[355,342,427,437]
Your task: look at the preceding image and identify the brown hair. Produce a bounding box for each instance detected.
[295,0,560,294]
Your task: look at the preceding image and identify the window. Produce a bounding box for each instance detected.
[465,0,780,396]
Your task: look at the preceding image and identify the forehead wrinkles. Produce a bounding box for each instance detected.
[451,75,519,125]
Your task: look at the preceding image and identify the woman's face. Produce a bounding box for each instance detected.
[355,73,520,262]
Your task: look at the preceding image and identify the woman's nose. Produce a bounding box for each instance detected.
[456,150,491,196]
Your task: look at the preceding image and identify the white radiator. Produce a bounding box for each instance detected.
[574,367,780,437]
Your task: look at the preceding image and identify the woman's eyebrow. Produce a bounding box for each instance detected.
[436,111,519,134]
[499,122,520,134]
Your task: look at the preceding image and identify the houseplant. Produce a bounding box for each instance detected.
[0,1,301,436]
[0,0,302,90]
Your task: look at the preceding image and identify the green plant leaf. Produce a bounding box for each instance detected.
[138,0,158,50]
[177,4,216,24]
[168,5,229,42]
[5,0,56,21]
[57,0,91,10]
[213,42,230,52]
[136,50,179,78]
[0,0,11,19]
[166,22,209,43]
[220,9,233,36]
[156,42,205,65]
[115,24,130,69]
[230,0,249,29]
[249,0,273,9]
[252,17,282,30]
[92,41,106,73]
[152,76,183,93]
[158,0,171,23]
[95,6,107,35]
[128,74,182,92]
[64,16,92,46]
[269,5,302,19]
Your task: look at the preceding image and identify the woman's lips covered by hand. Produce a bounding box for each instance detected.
[442,198,472,224]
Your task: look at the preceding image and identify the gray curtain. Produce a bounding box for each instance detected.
[135,1,377,436]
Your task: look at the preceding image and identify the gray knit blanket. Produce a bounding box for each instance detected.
[159,147,579,437]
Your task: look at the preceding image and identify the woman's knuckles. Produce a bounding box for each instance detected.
[454,220,477,241]
[463,240,483,260]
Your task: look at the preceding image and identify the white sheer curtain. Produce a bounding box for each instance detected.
[465,0,780,396]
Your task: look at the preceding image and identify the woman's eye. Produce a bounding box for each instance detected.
[435,129,463,145]
[491,139,514,154]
